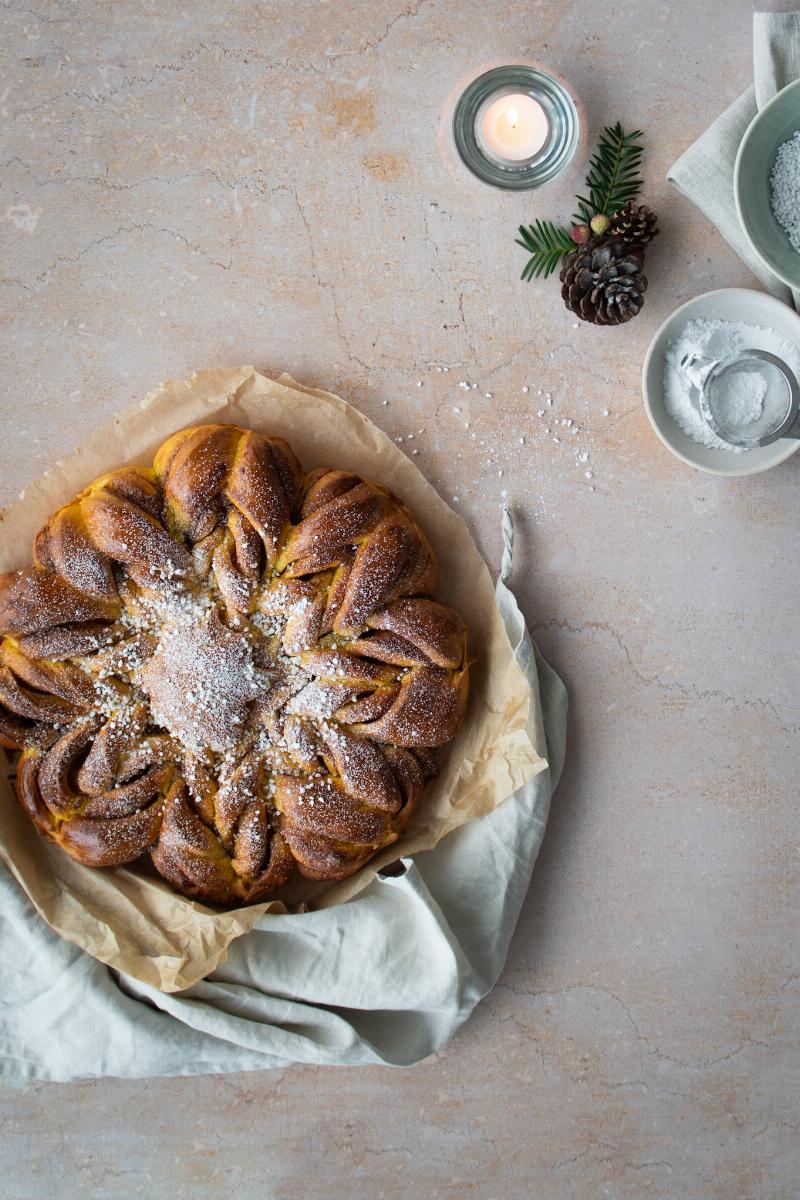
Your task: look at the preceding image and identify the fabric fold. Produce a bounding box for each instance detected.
[667,10,800,309]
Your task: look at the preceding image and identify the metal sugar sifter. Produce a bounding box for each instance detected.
[679,348,800,449]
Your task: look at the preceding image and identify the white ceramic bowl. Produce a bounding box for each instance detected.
[641,288,800,476]
[734,78,800,291]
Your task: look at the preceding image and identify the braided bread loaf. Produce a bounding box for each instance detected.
[0,425,468,903]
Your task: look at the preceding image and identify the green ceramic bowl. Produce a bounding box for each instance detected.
[735,78,800,290]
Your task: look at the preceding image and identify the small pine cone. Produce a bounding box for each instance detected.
[608,201,659,247]
[559,236,647,326]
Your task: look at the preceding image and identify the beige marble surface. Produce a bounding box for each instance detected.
[1,1,798,1196]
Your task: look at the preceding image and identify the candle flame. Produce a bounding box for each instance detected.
[507,103,519,127]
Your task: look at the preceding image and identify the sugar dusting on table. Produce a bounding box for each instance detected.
[391,345,609,519]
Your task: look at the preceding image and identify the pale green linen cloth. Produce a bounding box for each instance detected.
[668,10,800,308]
[0,512,567,1081]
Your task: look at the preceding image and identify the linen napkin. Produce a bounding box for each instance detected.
[0,511,567,1081]
[668,10,800,309]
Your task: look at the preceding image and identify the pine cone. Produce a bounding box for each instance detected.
[559,236,647,326]
[608,201,659,247]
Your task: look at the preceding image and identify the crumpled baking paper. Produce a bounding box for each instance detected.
[0,368,544,993]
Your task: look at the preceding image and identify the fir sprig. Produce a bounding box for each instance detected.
[516,122,646,283]
[515,219,577,280]
[573,123,643,225]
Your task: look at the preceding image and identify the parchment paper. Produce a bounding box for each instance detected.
[0,368,543,992]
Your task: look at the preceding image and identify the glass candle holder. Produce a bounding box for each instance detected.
[453,65,580,190]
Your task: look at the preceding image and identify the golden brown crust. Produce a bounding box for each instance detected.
[0,423,469,903]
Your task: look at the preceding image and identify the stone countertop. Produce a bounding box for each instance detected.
[1,2,798,1197]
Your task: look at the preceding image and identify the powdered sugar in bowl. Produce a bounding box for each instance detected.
[642,288,800,476]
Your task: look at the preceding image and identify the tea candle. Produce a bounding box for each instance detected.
[479,92,549,162]
[452,65,580,190]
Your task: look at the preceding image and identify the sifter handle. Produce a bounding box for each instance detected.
[784,411,800,440]
[678,352,719,405]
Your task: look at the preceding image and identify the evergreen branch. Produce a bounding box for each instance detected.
[573,123,643,224]
[516,219,577,280]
